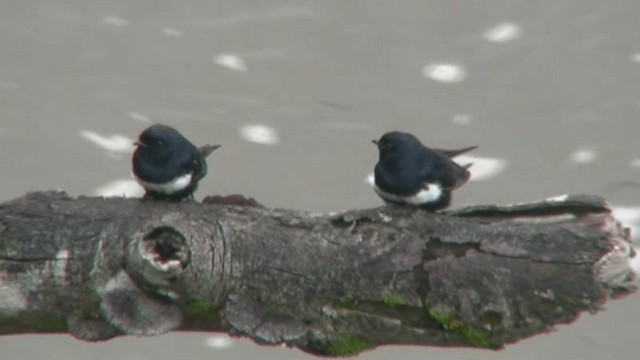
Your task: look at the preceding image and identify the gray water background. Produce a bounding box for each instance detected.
[1,1,639,359]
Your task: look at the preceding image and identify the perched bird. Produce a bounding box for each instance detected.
[132,124,220,201]
[370,131,476,211]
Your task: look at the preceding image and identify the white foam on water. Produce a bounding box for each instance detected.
[79,130,134,156]
[452,113,472,125]
[570,148,598,164]
[102,16,128,27]
[455,155,507,181]
[95,179,144,198]
[162,27,184,37]
[127,111,151,123]
[422,63,466,83]
[239,124,279,145]
[213,54,248,72]
[483,22,521,43]
[204,334,233,349]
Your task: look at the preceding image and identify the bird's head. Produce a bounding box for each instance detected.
[372,131,423,160]
[134,124,185,163]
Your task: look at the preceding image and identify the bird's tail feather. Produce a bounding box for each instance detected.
[434,145,478,158]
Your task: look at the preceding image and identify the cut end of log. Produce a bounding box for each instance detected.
[141,226,190,273]
[127,225,191,295]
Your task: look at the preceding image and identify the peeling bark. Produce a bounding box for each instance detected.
[0,191,636,356]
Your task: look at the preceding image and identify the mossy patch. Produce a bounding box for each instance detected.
[327,332,373,356]
[181,299,222,330]
[334,299,359,310]
[183,300,218,317]
[382,295,406,309]
[427,307,499,348]
[40,316,67,331]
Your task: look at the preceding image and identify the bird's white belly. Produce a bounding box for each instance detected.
[368,173,443,205]
[135,173,193,194]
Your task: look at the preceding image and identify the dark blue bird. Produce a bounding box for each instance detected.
[370,131,476,211]
[132,124,220,201]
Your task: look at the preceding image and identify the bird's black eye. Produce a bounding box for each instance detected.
[156,139,165,146]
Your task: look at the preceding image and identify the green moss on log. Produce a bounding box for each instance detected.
[183,300,218,317]
[41,316,67,331]
[427,307,500,349]
[382,295,406,309]
[327,333,373,357]
[334,299,359,310]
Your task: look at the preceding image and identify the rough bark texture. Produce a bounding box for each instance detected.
[0,191,636,356]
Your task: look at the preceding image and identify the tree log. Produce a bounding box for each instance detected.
[0,191,636,356]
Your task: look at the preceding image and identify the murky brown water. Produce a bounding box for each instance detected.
[1,1,639,359]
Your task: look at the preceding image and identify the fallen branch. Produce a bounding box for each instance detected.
[0,191,636,356]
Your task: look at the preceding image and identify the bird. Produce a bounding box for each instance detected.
[132,124,220,201]
[370,131,476,211]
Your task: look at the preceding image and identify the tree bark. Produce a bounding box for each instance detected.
[0,191,636,356]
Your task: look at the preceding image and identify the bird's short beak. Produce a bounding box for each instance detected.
[372,140,378,146]
[133,141,147,148]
